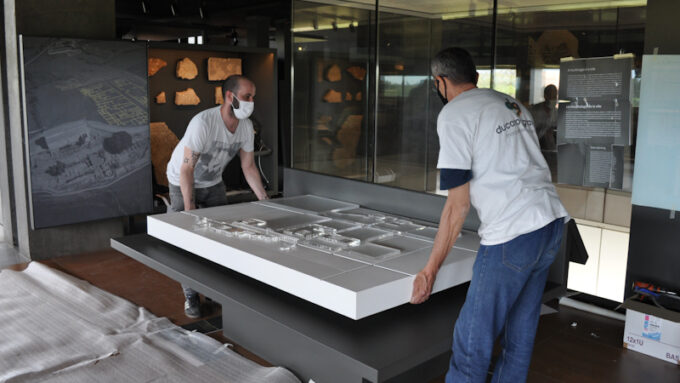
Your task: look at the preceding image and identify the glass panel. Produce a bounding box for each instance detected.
[374,12,432,191]
[375,1,495,192]
[495,1,646,192]
[291,0,647,238]
[430,3,495,194]
[494,0,646,302]
[292,0,374,181]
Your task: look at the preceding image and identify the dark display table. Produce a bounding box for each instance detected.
[112,234,465,383]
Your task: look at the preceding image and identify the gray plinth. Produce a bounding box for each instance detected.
[111,234,465,383]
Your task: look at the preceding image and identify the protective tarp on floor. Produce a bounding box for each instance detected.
[0,262,300,383]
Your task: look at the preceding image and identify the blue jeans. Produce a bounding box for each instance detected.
[168,182,228,301]
[446,218,564,383]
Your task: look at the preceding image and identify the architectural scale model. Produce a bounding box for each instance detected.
[147,195,480,319]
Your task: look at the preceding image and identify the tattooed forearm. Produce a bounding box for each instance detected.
[183,151,200,167]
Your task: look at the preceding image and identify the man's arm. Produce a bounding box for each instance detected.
[239,149,268,200]
[410,182,470,304]
[179,146,200,210]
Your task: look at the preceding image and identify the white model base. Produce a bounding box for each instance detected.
[147,195,479,320]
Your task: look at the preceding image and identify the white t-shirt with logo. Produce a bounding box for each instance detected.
[166,106,254,188]
[437,88,568,245]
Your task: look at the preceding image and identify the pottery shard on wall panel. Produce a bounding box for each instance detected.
[207,57,242,81]
[176,57,198,80]
[155,92,166,104]
[323,89,343,103]
[346,66,366,81]
[148,58,167,76]
[215,86,224,105]
[326,64,342,82]
[149,122,179,187]
[175,88,200,105]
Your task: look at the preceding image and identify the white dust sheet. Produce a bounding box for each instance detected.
[0,262,300,383]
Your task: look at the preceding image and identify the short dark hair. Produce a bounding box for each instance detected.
[221,74,251,97]
[544,84,558,100]
[431,47,477,85]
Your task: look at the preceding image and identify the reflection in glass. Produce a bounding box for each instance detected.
[289,0,649,306]
[291,0,646,199]
[292,1,373,181]
[494,2,646,191]
[375,11,433,192]
[375,2,494,192]
[478,67,517,97]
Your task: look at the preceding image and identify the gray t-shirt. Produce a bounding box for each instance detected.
[166,106,254,188]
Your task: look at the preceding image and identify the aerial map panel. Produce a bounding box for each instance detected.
[22,37,152,228]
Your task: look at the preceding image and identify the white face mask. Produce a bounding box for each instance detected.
[232,96,254,120]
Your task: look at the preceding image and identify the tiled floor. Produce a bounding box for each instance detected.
[2,250,679,382]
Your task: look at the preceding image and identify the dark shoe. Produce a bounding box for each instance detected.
[184,296,201,319]
[203,296,220,316]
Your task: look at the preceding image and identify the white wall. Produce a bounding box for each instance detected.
[567,222,630,302]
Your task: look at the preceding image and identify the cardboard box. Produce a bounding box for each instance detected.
[622,298,680,365]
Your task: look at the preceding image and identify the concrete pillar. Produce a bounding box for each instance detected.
[0,48,14,245]
[3,0,31,256]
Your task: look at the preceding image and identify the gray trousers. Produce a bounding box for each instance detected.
[168,182,228,300]
[168,181,228,212]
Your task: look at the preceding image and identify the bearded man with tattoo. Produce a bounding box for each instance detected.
[165,74,268,318]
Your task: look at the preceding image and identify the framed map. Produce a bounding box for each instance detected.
[21,37,152,228]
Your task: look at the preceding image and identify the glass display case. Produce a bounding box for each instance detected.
[292,0,644,191]
[291,1,375,181]
[292,0,496,190]
[292,0,649,303]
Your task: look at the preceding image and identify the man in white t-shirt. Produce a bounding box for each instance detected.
[166,74,268,318]
[410,48,568,383]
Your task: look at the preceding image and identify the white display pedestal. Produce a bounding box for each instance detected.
[147,195,478,319]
